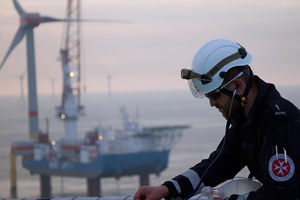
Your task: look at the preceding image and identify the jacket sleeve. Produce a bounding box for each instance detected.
[162,148,219,199]
[162,129,246,199]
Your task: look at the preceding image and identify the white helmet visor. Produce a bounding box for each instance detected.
[188,79,205,98]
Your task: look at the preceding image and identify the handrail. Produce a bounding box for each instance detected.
[2,195,206,200]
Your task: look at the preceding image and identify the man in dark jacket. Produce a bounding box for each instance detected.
[134,39,300,200]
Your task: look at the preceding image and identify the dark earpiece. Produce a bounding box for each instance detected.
[219,71,226,78]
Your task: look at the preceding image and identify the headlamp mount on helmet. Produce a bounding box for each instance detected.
[181,69,212,85]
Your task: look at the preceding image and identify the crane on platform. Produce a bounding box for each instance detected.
[56,0,129,141]
[56,0,84,141]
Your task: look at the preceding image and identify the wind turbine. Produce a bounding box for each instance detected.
[0,0,76,140]
[17,71,26,107]
[101,67,116,100]
[106,74,114,100]
[50,77,57,99]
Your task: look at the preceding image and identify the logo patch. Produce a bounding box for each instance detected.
[268,154,295,182]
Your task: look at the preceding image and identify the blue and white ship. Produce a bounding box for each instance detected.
[11,106,189,196]
[17,106,188,178]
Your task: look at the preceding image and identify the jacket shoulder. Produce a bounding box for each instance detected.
[264,96,300,119]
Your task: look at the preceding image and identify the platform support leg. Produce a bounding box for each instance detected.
[40,175,51,198]
[139,174,150,186]
[10,153,17,198]
[87,177,101,196]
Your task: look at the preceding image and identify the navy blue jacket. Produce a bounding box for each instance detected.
[163,76,300,199]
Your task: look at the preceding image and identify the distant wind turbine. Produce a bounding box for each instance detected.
[106,74,113,100]
[101,67,116,100]
[50,77,57,98]
[17,71,26,107]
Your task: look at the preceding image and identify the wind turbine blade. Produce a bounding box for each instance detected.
[40,16,68,23]
[40,16,131,24]
[78,19,131,23]
[0,25,25,71]
[13,0,26,16]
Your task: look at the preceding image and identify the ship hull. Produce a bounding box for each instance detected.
[22,150,170,178]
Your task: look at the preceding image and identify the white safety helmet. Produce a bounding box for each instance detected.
[181,39,252,98]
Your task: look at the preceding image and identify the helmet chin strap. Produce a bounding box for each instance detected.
[220,68,253,107]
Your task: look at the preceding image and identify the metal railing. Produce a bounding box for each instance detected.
[2,195,207,200]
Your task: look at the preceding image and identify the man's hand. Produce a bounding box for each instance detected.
[134,185,169,200]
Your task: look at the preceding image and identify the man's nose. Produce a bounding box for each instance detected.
[209,99,217,107]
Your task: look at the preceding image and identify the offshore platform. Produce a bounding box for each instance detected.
[1,0,189,198]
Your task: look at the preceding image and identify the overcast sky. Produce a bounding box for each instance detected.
[0,0,299,96]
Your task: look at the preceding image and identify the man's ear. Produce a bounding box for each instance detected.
[232,79,244,94]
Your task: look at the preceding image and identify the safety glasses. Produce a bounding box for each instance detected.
[204,71,244,100]
[205,89,221,100]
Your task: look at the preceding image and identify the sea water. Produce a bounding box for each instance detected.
[0,86,299,198]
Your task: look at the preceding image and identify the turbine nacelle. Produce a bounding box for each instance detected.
[20,13,41,27]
